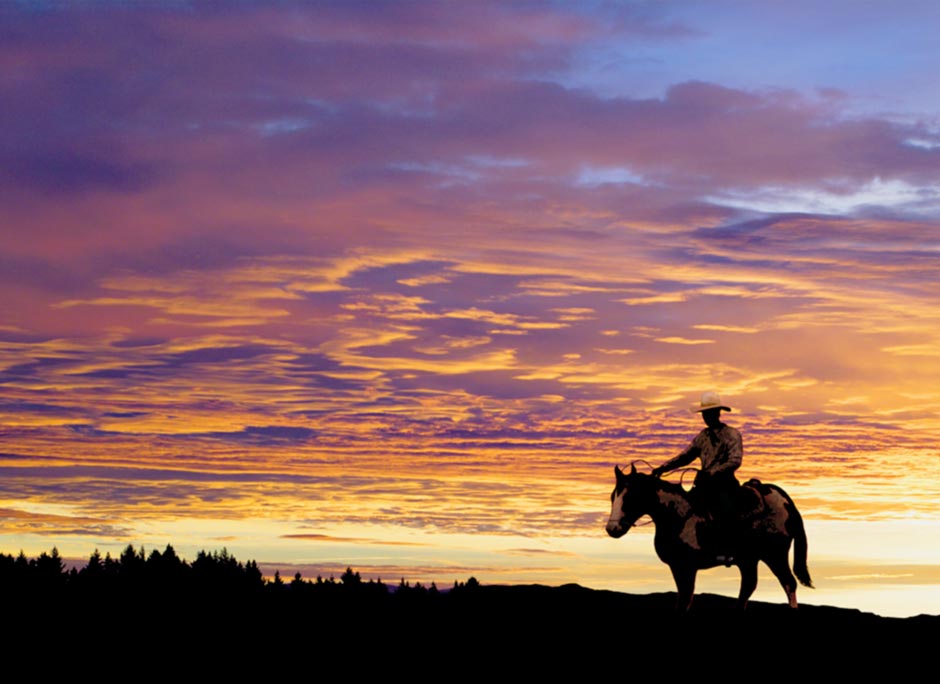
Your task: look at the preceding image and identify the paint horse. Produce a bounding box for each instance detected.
[606,464,813,611]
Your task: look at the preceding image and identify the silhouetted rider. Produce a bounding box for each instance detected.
[652,391,742,560]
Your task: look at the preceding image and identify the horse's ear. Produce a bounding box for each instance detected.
[630,464,637,475]
[614,465,623,477]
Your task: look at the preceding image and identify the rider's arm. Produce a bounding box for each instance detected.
[654,441,699,476]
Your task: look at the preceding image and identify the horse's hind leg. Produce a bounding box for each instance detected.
[766,551,799,608]
[670,565,697,611]
[736,559,758,610]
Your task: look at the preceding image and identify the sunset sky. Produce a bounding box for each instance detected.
[2,1,939,616]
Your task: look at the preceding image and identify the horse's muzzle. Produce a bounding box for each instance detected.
[605,520,629,538]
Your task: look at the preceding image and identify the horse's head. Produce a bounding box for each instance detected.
[605,464,655,538]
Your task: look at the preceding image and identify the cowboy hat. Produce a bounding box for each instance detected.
[692,390,731,413]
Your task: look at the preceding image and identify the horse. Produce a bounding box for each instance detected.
[606,464,813,611]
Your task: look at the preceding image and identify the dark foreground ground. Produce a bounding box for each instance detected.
[8,548,929,670]
[10,581,936,671]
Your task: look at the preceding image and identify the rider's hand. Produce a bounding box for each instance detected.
[651,467,664,478]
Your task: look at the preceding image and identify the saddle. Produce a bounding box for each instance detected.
[695,479,765,565]
[691,478,763,522]
[739,479,766,520]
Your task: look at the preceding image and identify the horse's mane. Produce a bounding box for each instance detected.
[623,461,693,499]
[653,475,691,498]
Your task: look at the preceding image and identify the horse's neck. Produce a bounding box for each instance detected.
[648,484,694,526]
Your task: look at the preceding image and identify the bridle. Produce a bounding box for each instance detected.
[609,460,655,528]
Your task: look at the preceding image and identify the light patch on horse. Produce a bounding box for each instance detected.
[659,492,692,517]
[606,488,627,534]
[757,489,790,534]
[679,517,702,550]
[659,492,701,549]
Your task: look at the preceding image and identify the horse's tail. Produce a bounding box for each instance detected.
[767,483,814,589]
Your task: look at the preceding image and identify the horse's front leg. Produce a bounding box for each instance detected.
[669,564,697,611]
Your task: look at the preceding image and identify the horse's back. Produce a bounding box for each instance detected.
[741,478,802,538]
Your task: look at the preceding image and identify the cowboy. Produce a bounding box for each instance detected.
[652,391,743,561]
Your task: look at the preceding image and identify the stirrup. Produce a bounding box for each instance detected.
[715,554,734,567]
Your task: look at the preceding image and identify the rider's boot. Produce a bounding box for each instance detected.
[712,517,739,566]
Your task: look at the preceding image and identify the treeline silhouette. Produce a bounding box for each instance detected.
[1,544,490,664]
[1,543,484,645]
[0,544,476,607]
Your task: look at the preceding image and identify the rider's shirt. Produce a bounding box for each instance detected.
[662,423,742,478]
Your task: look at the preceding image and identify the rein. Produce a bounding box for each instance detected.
[620,460,700,487]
